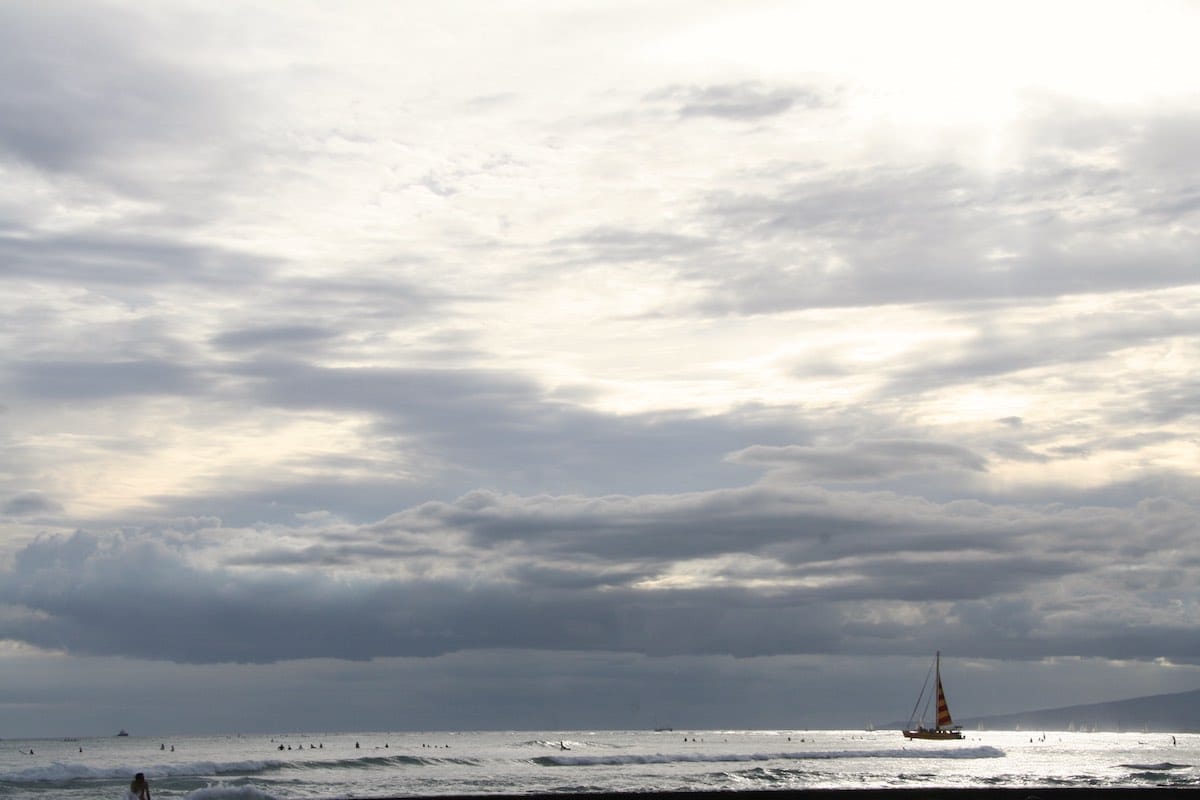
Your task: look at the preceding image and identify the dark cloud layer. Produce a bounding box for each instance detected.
[2,475,1192,668]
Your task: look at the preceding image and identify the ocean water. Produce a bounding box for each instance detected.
[0,729,1196,799]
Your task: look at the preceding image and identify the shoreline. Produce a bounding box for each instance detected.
[362,791,1200,796]
[357,791,1200,800]
[361,791,1200,800]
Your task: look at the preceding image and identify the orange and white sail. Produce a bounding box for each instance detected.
[902,651,964,740]
[935,665,954,729]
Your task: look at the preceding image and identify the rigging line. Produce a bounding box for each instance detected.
[907,659,935,725]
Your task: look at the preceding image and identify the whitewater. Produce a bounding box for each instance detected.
[0,729,1196,799]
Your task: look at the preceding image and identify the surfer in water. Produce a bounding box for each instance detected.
[129,772,151,800]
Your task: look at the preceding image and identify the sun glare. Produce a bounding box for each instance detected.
[649,1,1199,127]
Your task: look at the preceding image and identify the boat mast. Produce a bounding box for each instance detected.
[934,650,954,730]
[907,656,934,727]
[931,652,940,729]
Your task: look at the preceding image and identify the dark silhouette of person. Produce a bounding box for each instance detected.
[130,772,152,799]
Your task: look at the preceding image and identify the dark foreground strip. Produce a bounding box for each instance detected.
[363,790,1200,800]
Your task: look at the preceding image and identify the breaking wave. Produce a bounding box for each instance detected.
[533,745,1005,767]
[182,789,279,800]
[0,753,477,785]
[0,760,282,784]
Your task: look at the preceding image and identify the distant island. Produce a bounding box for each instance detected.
[887,687,1200,733]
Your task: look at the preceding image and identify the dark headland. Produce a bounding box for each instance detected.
[876,687,1200,732]
[957,688,1200,733]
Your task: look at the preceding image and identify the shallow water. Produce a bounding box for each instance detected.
[1,729,1196,799]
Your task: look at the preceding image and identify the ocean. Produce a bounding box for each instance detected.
[0,729,1195,799]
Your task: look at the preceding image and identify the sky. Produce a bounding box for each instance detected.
[1,0,1199,738]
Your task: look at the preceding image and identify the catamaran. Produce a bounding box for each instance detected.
[902,651,964,740]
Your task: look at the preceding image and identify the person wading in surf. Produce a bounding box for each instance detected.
[130,772,152,799]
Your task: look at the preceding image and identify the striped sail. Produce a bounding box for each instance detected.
[935,673,953,728]
[902,651,964,739]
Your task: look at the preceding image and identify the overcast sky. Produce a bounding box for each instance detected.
[2,0,1200,738]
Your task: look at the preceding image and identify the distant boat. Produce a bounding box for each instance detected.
[902,651,964,740]
[116,730,129,737]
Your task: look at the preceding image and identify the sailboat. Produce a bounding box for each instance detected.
[902,651,964,740]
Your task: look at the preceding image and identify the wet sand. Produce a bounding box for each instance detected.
[371,790,1200,800]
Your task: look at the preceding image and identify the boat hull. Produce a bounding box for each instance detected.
[902,729,964,740]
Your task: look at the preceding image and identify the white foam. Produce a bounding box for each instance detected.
[0,758,281,783]
[540,746,1006,766]
[184,787,279,800]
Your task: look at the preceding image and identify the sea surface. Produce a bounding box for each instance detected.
[1,729,1196,800]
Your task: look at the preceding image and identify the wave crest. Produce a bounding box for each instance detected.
[184,788,280,800]
[0,752,480,784]
[534,746,1006,767]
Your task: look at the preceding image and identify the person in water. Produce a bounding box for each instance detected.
[130,772,151,800]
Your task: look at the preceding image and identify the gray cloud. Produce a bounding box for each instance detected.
[727,440,988,481]
[687,145,1200,315]
[547,227,712,268]
[990,441,1051,464]
[224,359,808,498]
[2,491,62,516]
[880,303,1200,396]
[649,82,833,119]
[10,358,201,400]
[0,231,276,290]
[211,324,340,353]
[0,2,230,176]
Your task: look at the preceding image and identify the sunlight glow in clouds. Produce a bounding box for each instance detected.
[663,1,1199,104]
[652,0,1199,177]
